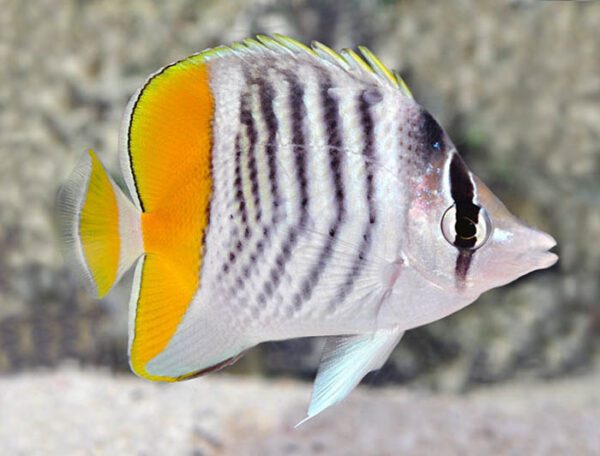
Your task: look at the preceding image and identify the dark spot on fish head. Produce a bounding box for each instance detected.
[420,109,445,154]
[401,106,449,163]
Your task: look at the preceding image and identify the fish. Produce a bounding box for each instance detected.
[55,34,558,424]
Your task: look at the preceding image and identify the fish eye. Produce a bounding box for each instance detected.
[441,205,491,250]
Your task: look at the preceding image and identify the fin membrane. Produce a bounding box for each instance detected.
[56,150,142,298]
[298,327,404,426]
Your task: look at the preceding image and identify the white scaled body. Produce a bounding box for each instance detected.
[56,35,558,424]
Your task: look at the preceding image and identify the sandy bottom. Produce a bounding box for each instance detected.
[0,367,599,455]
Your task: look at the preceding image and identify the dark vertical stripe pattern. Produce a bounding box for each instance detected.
[260,75,309,316]
[331,90,378,306]
[291,79,346,310]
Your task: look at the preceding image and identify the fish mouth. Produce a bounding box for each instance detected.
[529,231,559,270]
[536,250,559,269]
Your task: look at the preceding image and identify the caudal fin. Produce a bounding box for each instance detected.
[56,150,143,298]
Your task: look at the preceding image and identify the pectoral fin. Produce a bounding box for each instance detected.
[297,327,404,426]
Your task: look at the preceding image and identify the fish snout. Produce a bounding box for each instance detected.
[511,224,559,271]
[530,229,558,268]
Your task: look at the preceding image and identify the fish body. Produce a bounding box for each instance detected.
[56,35,557,422]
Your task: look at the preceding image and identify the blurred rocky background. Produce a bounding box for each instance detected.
[1,0,599,394]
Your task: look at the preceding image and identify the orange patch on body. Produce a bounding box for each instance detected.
[128,57,214,381]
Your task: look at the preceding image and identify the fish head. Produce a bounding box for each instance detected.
[450,173,558,294]
[402,109,558,299]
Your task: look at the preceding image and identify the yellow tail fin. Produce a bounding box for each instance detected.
[56,150,143,298]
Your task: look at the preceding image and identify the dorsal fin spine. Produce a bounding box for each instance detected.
[242,37,264,50]
[340,48,372,73]
[358,46,397,87]
[273,34,318,56]
[200,35,412,96]
[311,40,350,69]
[256,34,291,54]
[394,70,414,98]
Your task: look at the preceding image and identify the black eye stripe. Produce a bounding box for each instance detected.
[455,250,473,284]
[450,153,480,247]
[449,153,475,204]
[449,153,481,285]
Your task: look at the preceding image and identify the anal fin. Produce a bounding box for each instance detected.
[174,351,247,381]
[297,327,404,426]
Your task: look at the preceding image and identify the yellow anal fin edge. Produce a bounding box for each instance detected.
[129,254,199,381]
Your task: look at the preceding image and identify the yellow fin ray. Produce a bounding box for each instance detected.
[56,150,143,298]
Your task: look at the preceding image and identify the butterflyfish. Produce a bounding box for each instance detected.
[56,35,558,424]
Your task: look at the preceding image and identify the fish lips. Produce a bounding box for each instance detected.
[515,227,559,272]
[489,226,559,287]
